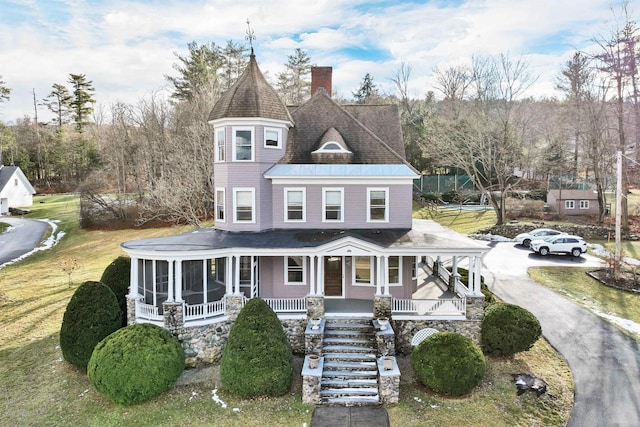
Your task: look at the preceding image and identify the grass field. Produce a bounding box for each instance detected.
[0,195,573,426]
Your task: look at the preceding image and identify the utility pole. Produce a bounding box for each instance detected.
[615,150,622,277]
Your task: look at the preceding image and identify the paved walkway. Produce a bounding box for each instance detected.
[482,242,640,427]
[310,406,390,427]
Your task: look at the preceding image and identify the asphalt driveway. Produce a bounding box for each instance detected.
[482,241,640,427]
[0,217,49,266]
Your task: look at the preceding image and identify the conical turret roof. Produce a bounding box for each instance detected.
[208,53,293,123]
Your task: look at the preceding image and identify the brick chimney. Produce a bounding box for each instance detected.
[311,66,332,96]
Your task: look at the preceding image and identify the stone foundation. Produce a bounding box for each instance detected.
[281,318,307,354]
[175,320,233,367]
[394,317,482,355]
[126,296,137,326]
[373,295,392,318]
[306,295,325,319]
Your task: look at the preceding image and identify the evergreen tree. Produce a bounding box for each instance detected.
[43,83,73,128]
[68,74,95,132]
[166,41,223,102]
[352,73,380,103]
[0,76,10,103]
[220,40,249,90]
[276,48,311,105]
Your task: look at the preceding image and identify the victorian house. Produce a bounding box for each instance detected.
[121,52,488,403]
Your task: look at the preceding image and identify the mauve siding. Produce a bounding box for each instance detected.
[271,183,413,229]
[265,256,310,298]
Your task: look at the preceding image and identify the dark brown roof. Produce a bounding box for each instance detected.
[208,54,293,123]
[282,91,409,165]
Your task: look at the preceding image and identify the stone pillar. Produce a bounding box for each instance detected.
[305,318,325,355]
[302,355,323,404]
[373,294,392,319]
[466,295,485,321]
[374,320,396,356]
[306,294,324,319]
[225,294,244,320]
[163,301,183,331]
[377,356,400,404]
[126,295,137,325]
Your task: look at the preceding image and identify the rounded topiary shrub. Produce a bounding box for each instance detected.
[411,331,486,396]
[87,323,185,405]
[481,303,542,357]
[100,256,131,326]
[60,280,122,369]
[220,298,293,398]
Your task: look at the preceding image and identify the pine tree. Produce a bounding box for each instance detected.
[276,48,311,105]
[0,76,10,103]
[43,83,73,128]
[352,73,380,103]
[166,41,223,102]
[68,74,95,132]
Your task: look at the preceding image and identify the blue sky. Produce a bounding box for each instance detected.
[0,0,633,123]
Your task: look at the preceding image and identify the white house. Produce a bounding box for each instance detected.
[0,165,35,215]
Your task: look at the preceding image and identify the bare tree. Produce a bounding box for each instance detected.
[434,64,472,119]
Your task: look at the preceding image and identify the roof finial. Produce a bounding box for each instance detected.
[245,19,256,55]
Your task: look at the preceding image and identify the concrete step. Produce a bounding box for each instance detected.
[319,395,380,406]
[323,352,377,362]
[321,378,379,388]
[323,337,373,346]
[324,328,373,337]
[323,360,377,371]
[320,387,379,397]
[322,369,378,379]
[323,344,375,353]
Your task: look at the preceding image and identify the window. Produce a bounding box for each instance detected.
[215,128,225,162]
[239,256,252,286]
[14,178,18,187]
[367,188,388,222]
[323,188,343,222]
[286,256,306,285]
[313,141,352,154]
[264,128,281,148]
[215,188,225,222]
[155,260,169,294]
[579,200,589,209]
[182,260,203,294]
[213,257,226,283]
[353,256,373,285]
[285,188,305,221]
[565,200,575,209]
[387,256,401,285]
[234,188,255,222]
[233,127,254,161]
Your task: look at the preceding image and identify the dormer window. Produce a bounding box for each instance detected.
[312,141,351,154]
[215,128,225,162]
[264,128,282,149]
[233,127,254,161]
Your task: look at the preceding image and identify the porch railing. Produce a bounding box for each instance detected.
[264,297,307,313]
[184,299,226,321]
[136,301,163,321]
[393,297,466,315]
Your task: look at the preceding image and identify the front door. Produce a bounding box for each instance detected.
[324,256,343,297]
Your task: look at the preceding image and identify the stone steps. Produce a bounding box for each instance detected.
[320,317,380,406]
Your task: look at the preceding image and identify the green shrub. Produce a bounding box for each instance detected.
[60,281,121,369]
[481,303,542,357]
[87,323,185,405]
[446,267,495,305]
[441,190,462,203]
[411,332,486,396]
[220,298,293,398]
[100,256,131,326]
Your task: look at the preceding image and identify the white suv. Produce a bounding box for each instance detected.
[515,228,566,247]
[530,235,588,257]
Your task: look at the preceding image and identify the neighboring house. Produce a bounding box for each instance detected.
[547,189,600,216]
[120,53,489,368]
[0,165,35,215]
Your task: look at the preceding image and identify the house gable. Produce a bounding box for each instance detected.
[0,166,35,212]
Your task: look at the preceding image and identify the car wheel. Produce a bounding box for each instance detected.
[523,239,531,247]
[571,248,582,257]
[539,247,549,256]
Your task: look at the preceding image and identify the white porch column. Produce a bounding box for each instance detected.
[468,256,475,294]
[129,257,138,297]
[452,256,458,275]
[234,255,241,295]
[309,255,316,295]
[152,260,158,306]
[474,255,482,295]
[167,260,175,302]
[174,260,183,302]
[225,256,233,295]
[319,256,324,295]
[375,255,382,295]
[202,259,208,304]
[383,256,390,296]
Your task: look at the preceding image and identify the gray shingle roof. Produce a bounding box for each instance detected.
[0,166,19,192]
[208,54,293,123]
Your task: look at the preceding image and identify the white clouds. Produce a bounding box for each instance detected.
[0,0,633,123]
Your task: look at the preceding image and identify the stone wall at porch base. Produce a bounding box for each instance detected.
[176,321,233,367]
[393,296,485,355]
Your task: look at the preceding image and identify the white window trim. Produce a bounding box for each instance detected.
[352,256,374,287]
[284,187,306,222]
[285,256,306,285]
[322,187,344,223]
[387,256,402,286]
[367,187,389,222]
[214,127,225,163]
[579,200,590,209]
[264,127,282,149]
[312,141,352,154]
[232,126,255,162]
[233,187,256,223]
[565,200,575,209]
[215,187,226,223]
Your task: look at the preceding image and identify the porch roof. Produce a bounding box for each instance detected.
[121,219,489,258]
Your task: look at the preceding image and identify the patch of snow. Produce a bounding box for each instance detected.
[78,389,89,398]
[0,219,64,270]
[189,391,198,401]
[594,309,640,336]
[469,233,513,242]
[232,408,240,412]
[211,388,227,408]
[589,243,640,267]
[413,396,422,403]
